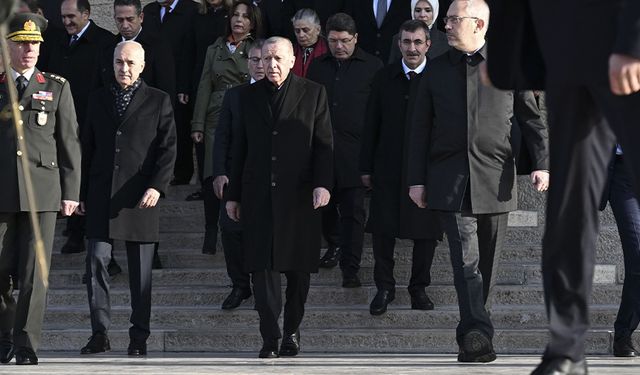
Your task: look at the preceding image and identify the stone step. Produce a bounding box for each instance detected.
[42,304,621,331]
[38,328,621,355]
[44,284,625,308]
[47,262,620,289]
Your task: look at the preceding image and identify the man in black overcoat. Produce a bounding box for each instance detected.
[345,0,411,62]
[212,39,266,310]
[408,0,549,363]
[77,41,176,357]
[37,0,114,254]
[360,19,442,316]
[486,0,640,373]
[226,37,333,358]
[142,0,197,185]
[307,13,382,288]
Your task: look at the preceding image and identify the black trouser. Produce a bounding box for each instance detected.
[65,214,85,238]
[540,81,640,361]
[173,100,195,182]
[321,203,341,248]
[609,156,640,340]
[372,234,437,294]
[251,270,310,345]
[0,212,56,352]
[86,239,154,341]
[324,186,365,276]
[219,198,249,290]
[202,176,220,243]
[438,211,508,345]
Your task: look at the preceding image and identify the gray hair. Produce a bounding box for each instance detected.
[291,8,321,28]
[114,40,145,61]
[264,36,294,55]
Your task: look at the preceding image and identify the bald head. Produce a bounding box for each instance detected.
[114,41,145,88]
[262,37,295,86]
[445,0,490,53]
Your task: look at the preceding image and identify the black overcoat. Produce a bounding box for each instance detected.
[227,75,333,273]
[408,47,549,214]
[306,48,382,188]
[345,0,412,62]
[81,82,177,242]
[360,62,442,239]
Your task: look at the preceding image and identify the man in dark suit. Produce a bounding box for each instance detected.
[307,13,382,288]
[0,13,81,365]
[226,36,333,358]
[486,0,640,373]
[345,0,411,62]
[142,0,198,186]
[408,0,549,363]
[38,0,114,254]
[360,19,442,316]
[212,39,266,310]
[78,41,176,357]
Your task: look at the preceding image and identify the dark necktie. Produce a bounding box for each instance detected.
[376,0,387,28]
[161,5,171,22]
[407,71,417,80]
[69,34,78,46]
[16,75,28,99]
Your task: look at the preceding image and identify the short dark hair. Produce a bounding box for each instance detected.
[249,38,265,53]
[113,0,142,15]
[325,13,357,36]
[226,0,263,39]
[399,19,430,40]
[74,0,91,14]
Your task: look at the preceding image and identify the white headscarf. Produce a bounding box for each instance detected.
[411,0,439,29]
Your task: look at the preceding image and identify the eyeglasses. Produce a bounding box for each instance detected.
[327,36,355,45]
[442,16,479,25]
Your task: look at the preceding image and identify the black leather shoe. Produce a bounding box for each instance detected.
[457,330,496,363]
[221,287,252,310]
[258,341,279,358]
[342,273,361,288]
[369,289,395,316]
[152,249,163,270]
[107,258,122,277]
[531,357,587,375]
[0,335,13,364]
[279,331,300,357]
[127,339,147,356]
[14,348,37,365]
[613,336,637,357]
[319,247,340,268]
[202,228,217,255]
[80,333,110,354]
[410,289,434,310]
[60,234,85,254]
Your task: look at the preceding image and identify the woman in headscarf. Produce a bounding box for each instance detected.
[388,0,448,63]
[191,0,262,254]
[290,8,328,77]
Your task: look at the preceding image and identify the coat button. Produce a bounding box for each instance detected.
[18,105,23,111]
[115,148,120,153]
[116,131,122,135]
[376,33,381,37]
[271,182,276,187]
[16,150,22,156]
[272,131,278,135]
[271,156,276,161]
[51,162,55,166]
[114,165,119,170]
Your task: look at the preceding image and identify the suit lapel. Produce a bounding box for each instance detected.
[277,75,305,122]
[119,82,147,126]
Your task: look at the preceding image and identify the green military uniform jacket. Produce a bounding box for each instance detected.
[191,36,251,179]
[0,68,81,212]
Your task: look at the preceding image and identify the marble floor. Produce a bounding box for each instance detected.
[0,353,639,374]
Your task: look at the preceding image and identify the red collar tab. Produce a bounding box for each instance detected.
[0,73,5,84]
[36,73,45,83]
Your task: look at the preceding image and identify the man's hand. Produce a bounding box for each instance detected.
[313,187,330,209]
[177,93,189,105]
[409,185,427,208]
[75,201,86,216]
[530,170,550,192]
[60,200,79,216]
[226,201,241,222]
[191,131,204,143]
[609,53,640,95]
[213,175,229,199]
[139,188,161,208]
[361,174,372,189]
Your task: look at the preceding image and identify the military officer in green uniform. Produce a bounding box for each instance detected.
[0,13,81,365]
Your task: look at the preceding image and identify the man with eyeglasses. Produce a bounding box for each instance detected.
[212,39,266,311]
[360,19,443,316]
[408,0,549,363]
[487,0,640,374]
[307,13,383,289]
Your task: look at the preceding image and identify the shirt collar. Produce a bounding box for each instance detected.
[449,42,487,64]
[11,67,35,82]
[74,20,91,40]
[122,27,143,42]
[162,0,179,12]
[402,57,426,75]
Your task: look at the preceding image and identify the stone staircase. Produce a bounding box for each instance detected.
[39,178,637,354]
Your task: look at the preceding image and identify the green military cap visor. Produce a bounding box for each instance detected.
[6,13,48,43]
